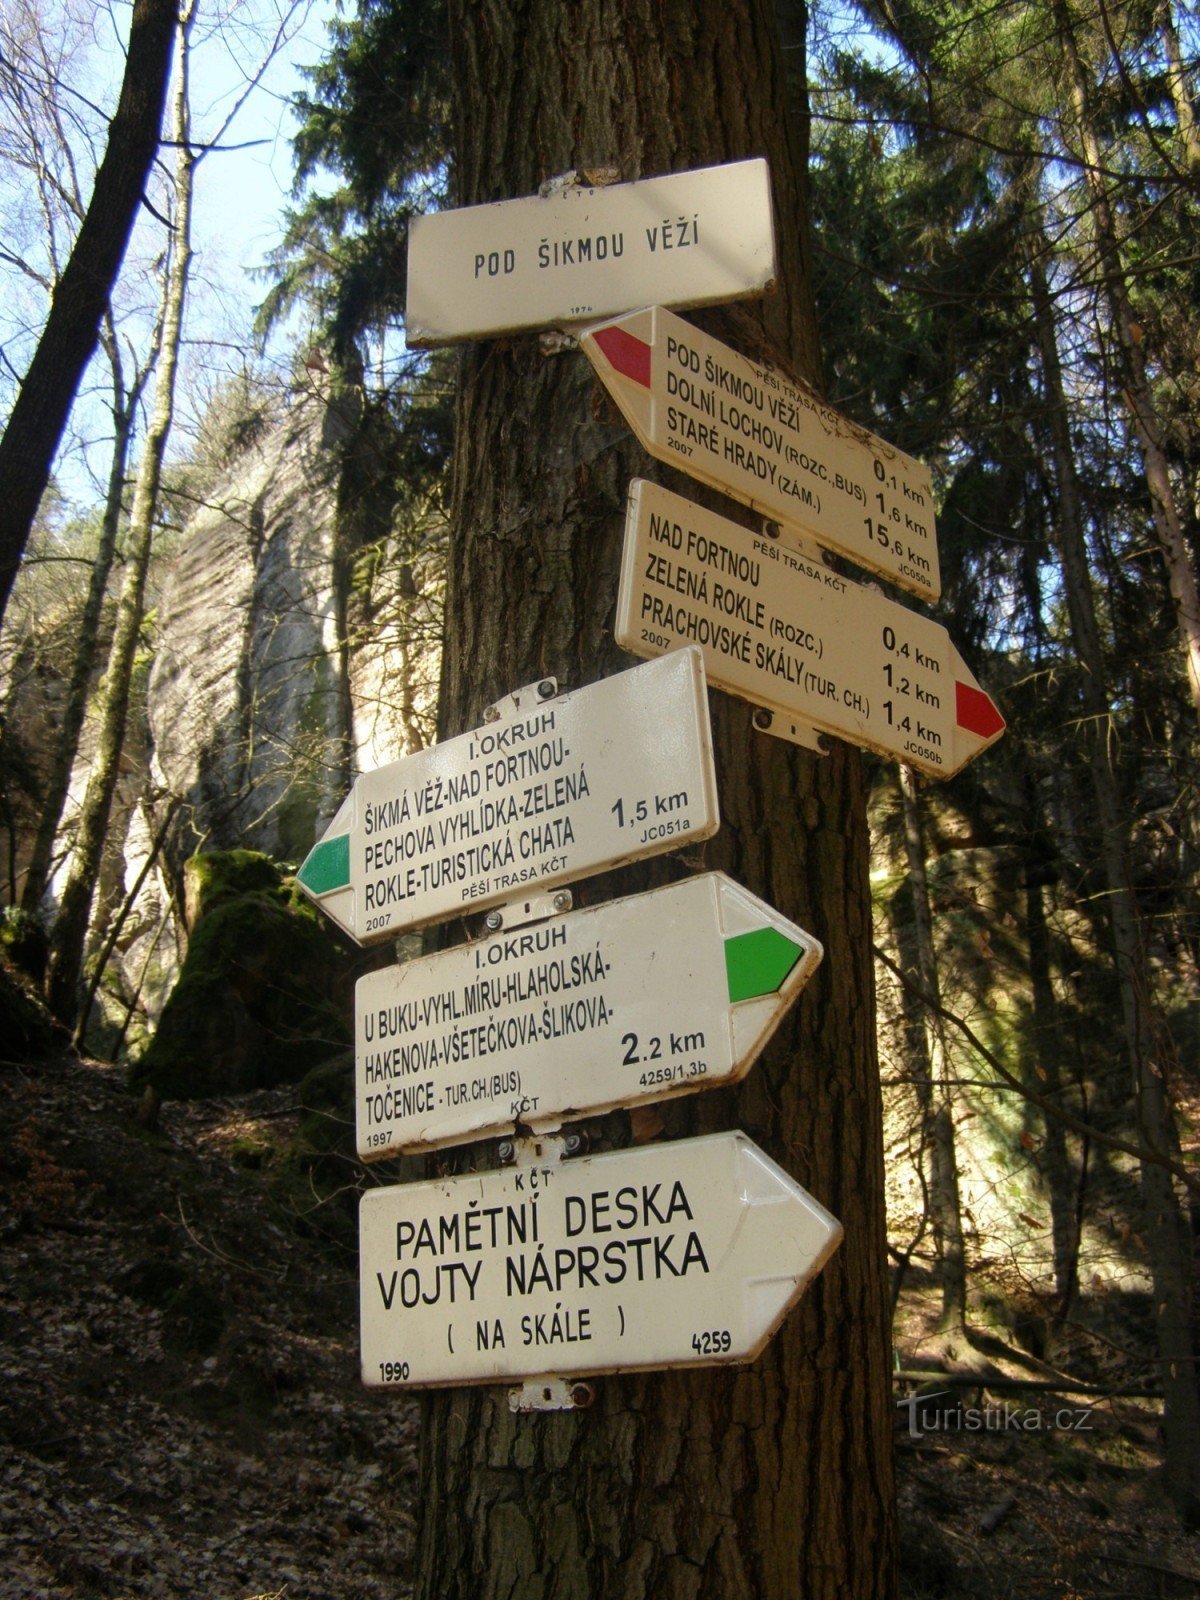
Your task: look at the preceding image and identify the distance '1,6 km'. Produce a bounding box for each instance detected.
[861,456,935,590]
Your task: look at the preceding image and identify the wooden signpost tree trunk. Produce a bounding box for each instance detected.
[413,2,898,1594]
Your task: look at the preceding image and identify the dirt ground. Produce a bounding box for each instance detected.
[2,1051,1196,1599]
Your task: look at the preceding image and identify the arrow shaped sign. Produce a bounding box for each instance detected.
[617,481,1004,779]
[581,305,941,602]
[406,159,776,346]
[359,1130,842,1388]
[296,648,720,945]
[356,871,822,1158]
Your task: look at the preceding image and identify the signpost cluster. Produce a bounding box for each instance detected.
[296,157,1004,1406]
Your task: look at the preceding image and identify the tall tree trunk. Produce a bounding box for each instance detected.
[1055,0,1200,723]
[45,6,195,1025]
[1029,238,1200,1516]
[19,330,145,918]
[1157,0,1200,181]
[1019,777,1081,1323]
[412,3,897,1597]
[0,0,178,628]
[897,763,966,1333]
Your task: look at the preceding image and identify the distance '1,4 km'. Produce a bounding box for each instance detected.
[611,787,692,842]
[880,621,946,767]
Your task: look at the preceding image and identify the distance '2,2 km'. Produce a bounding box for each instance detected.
[623,1028,709,1088]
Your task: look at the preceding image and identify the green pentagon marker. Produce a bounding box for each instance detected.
[724,926,803,1004]
[298,832,350,897]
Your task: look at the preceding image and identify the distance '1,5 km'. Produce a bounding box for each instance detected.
[611,787,692,843]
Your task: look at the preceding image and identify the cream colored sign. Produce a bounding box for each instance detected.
[297,649,719,945]
[406,160,776,346]
[582,306,941,602]
[359,1132,842,1388]
[355,872,822,1159]
[616,482,1004,779]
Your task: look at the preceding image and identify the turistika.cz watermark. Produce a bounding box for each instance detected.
[898,1390,1094,1440]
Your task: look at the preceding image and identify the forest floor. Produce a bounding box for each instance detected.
[2,1048,1197,1600]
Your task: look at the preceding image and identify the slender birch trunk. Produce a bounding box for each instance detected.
[45,3,196,1024]
[20,328,149,918]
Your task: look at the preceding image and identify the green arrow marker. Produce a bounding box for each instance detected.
[298,833,350,897]
[725,926,804,1004]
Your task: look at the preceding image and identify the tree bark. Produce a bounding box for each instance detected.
[0,0,178,627]
[412,3,897,1596]
[45,6,195,1025]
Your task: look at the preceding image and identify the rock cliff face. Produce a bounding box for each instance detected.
[147,383,359,865]
[2,374,441,1057]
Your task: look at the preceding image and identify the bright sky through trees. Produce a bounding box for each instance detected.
[0,0,333,514]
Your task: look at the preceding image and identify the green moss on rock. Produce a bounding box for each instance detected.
[0,939,63,1060]
[132,852,350,1101]
[183,849,284,928]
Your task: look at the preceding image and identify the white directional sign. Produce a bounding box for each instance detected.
[617,482,1004,779]
[581,305,941,602]
[296,649,719,945]
[360,1131,841,1388]
[355,872,822,1159]
[406,159,776,346]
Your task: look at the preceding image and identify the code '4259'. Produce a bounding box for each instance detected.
[692,1329,732,1356]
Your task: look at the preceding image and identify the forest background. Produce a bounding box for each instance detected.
[2,0,1199,1596]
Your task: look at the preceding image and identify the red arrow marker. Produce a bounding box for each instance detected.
[582,306,942,602]
[955,680,1005,740]
[591,325,652,388]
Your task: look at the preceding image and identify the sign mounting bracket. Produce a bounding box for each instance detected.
[483,674,559,723]
[752,709,830,756]
[480,886,573,935]
[509,1375,598,1413]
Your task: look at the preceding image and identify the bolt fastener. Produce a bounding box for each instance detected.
[497,1141,515,1164]
[753,709,774,730]
[485,910,503,932]
[538,679,556,699]
[552,891,571,912]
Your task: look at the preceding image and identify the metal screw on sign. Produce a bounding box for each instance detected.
[753,709,774,731]
[563,1132,585,1157]
[497,1141,515,1165]
[552,891,571,912]
[763,519,782,540]
[538,680,556,700]
[485,910,504,932]
[571,1383,596,1408]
